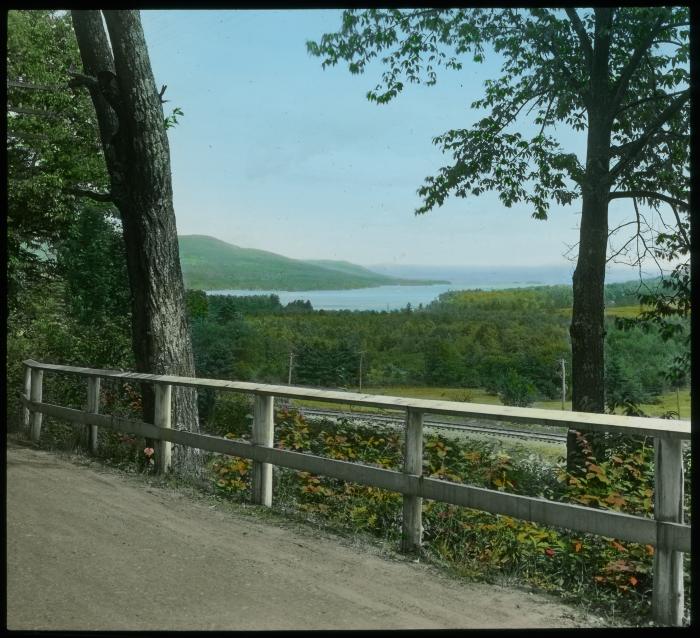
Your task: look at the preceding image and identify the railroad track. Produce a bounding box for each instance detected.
[297,407,567,444]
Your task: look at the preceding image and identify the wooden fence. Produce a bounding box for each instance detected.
[21,359,690,626]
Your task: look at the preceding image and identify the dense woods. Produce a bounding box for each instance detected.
[186,283,689,425]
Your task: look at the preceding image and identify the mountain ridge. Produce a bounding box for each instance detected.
[178,235,448,290]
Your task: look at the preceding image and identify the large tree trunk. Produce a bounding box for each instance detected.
[567,179,609,470]
[570,187,608,415]
[566,10,613,471]
[571,109,611,417]
[71,10,201,476]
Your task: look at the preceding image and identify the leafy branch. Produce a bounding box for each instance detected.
[164,106,184,130]
[415,125,581,219]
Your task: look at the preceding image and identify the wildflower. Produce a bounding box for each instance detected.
[545,548,555,557]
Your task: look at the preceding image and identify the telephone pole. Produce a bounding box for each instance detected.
[560,358,567,410]
[358,351,365,392]
[288,351,294,385]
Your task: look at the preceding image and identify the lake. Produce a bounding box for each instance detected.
[205,264,642,311]
[207,282,549,311]
[207,264,654,310]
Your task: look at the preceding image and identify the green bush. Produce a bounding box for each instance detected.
[498,370,537,407]
[204,393,253,438]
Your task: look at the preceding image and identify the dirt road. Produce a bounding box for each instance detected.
[6,441,603,630]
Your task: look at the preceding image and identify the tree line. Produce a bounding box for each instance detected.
[187,287,688,423]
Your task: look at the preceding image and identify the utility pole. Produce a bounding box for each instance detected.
[560,358,567,410]
[358,351,365,392]
[288,351,294,385]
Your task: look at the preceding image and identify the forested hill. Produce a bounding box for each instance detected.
[178,235,448,290]
[303,259,400,280]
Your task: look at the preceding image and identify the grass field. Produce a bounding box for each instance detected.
[604,304,648,318]
[291,385,691,419]
[555,305,650,318]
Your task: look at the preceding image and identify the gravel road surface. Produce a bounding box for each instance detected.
[6,440,603,630]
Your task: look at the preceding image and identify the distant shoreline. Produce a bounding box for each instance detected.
[201,282,550,312]
[198,278,451,292]
[180,235,647,292]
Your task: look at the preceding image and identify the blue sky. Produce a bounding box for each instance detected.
[140,9,638,271]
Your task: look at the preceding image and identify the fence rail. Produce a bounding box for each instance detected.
[21,359,690,626]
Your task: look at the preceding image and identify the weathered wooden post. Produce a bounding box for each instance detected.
[23,365,32,432]
[652,437,684,626]
[401,408,424,553]
[29,368,43,442]
[87,377,101,454]
[252,394,274,506]
[155,383,172,474]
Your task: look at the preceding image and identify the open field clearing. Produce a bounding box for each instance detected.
[292,387,690,419]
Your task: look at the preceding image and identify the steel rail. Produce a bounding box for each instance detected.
[298,407,567,443]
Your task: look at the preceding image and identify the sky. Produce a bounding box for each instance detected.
[139,9,653,273]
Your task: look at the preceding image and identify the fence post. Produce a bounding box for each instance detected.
[23,365,32,432]
[155,384,172,474]
[87,377,101,454]
[401,408,423,553]
[652,437,684,626]
[30,369,43,442]
[252,394,274,507]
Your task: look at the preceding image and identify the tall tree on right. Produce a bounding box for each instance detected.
[308,8,690,467]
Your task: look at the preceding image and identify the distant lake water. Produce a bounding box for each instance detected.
[205,264,639,311]
[206,282,544,311]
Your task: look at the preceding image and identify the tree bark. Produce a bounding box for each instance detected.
[566,9,613,472]
[568,179,609,470]
[71,10,201,476]
[571,117,610,415]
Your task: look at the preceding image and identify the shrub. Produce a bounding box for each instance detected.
[498,370,537,407]
[205,393,253,438]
